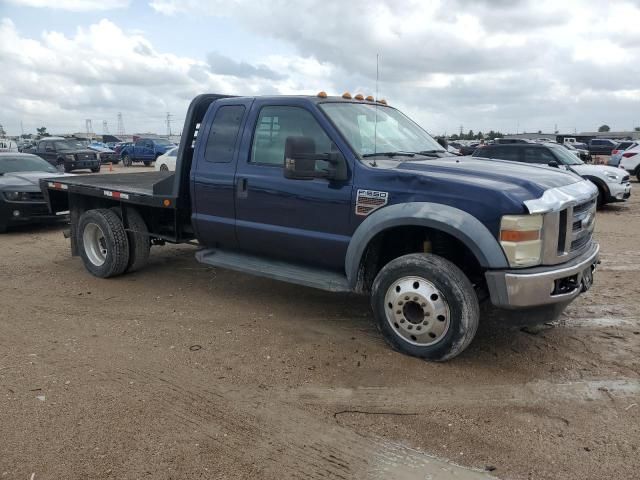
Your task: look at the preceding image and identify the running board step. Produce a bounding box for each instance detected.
[195,248,351,292]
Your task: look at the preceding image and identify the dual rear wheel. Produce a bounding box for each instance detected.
[78,208,150,278]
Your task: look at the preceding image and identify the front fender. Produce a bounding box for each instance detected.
[344,202,509,288]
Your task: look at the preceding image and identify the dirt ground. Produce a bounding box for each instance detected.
[1,166,639,479]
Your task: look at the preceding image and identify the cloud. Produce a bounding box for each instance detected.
[207,52,285,80]
[5,0,130,11]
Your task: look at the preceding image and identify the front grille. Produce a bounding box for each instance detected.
[549,197,596,263]
[78,153,95,161]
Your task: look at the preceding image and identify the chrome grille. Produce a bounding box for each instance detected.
[542,196,597,265]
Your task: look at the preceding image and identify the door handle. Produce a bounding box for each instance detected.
[237,177,248,199]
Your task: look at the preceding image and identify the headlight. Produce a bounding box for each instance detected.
[605,172,619,181]
[3,191,30,201]
[500,214,543,267]
[65,154,75,161]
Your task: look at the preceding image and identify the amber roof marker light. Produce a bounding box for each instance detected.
[365,95,374,101]
[342,92,352,99]
[317,91,328,98]
[354,94,364,100]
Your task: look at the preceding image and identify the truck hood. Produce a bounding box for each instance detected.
[391,156,582,198]
[0,171,71,190]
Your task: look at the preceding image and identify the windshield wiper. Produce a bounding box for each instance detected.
[415,150,447,156]
[362,151,415,158]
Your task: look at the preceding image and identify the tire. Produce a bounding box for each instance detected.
[159,164,169,171]
[596,187,605,208]
[110,207,150,272]
[123,155,132,167]
[143,161,151,167]
[91,166,101,173]
[56,158,65,172]
[371,253,479,361]
[77,209,130,278]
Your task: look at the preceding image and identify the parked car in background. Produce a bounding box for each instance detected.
[588,138,617,156]
[458,142,480,155]
[0,153,69,232]
[119,138,175,167]
[34,137,100,173]
[619,144,640,181]
[0,139,18,152]
[154,147,178,171]
[87,142,120,165]
[494,138,532,144]
[472,142,631,206]
[609,141,637,167]
[563,143,591,162]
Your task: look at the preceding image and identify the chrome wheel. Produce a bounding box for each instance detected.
[384,276,451,346]
[83,222,108,267]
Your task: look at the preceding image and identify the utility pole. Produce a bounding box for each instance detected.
[166,112,173,137]
[102,120,109,135]
[85,119,93,140]
[117,112,125,136]
[20,121,24,137]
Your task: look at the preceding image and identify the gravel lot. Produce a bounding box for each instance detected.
[1,167,639,479]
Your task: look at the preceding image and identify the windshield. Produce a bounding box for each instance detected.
[53,140,83,150]
[0,155,57,174]
[549,144,583,165]
[154,139,172,146]
[320,103,445,158]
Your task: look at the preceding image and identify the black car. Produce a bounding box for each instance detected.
[34,137,100,173]
[588,138,617,156]
[0,153,69,232]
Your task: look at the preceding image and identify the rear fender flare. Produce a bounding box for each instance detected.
[345,202,508,288]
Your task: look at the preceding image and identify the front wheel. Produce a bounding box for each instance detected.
[122,155,132,167]
[159,164,169,171]
[143,161,151,167]
[91,166,101,173]
[371,253,479,361]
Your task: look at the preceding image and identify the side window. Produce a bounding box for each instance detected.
[145,141,154,148]
[491,146,519,162]
[524,148,555,164]
[250,106,332,166]
[135,140,145,148]
[204,105,246,163]
[38,142,46,152]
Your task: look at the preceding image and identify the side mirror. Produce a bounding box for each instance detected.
[548,160,559,168]
[283,136,347,181]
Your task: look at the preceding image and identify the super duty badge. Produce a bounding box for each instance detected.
[356,189,389,216]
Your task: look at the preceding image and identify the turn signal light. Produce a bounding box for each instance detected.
[500,230,540,242]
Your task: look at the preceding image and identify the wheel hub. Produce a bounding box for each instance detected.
[384,276,451,346]
[83,222,107,267]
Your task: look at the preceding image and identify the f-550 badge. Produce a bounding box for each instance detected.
[356,190,389,216]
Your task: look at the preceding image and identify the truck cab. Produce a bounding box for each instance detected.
[42,93,600,361]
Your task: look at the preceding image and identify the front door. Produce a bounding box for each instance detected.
[234,102,353,270]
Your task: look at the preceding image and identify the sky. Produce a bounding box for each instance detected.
[0,0,639,137]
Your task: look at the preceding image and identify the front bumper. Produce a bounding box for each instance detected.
[485,242,599,308]
[608,181,631,201]
[1,200,64,226]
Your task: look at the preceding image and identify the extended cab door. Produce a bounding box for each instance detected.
[38,141,55,166]
[234,100,353,270]
[191,98,252,248]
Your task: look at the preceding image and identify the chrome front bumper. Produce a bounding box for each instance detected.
[485,242,599,308]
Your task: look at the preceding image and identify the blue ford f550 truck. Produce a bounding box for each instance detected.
[42,93,599,361]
